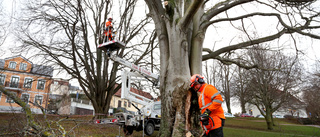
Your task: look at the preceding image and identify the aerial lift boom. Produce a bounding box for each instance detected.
[98,40,161,136]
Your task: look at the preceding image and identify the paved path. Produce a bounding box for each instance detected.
[305,125,320,128]
[280,124,320,128]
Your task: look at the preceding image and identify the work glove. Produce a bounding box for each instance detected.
[202,109,211,116]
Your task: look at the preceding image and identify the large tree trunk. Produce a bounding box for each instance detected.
[159,26,191,136]
[144,1,205,136]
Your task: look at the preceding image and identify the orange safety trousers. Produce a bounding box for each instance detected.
[198,84,225,135]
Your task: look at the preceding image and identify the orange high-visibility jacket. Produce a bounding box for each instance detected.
[105,21,113,36]
[198,83,225,130]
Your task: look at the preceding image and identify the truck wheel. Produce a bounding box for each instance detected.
[123,126,133,135]
[145,122,154,136]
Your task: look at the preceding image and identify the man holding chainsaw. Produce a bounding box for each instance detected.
[190,74,225,137]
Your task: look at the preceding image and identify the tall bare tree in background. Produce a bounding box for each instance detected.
[246,46,303,130]
[0,1,7,47]
[144,0,320,135]
[303,61,320,119]
[203,59,235,113]
[232,65,253,114]
[218,58,235,114]
[15,0,157,117]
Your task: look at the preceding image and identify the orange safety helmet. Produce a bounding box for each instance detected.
[190,74,205,88]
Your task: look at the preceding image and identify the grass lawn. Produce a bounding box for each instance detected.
[225,127,319,137]
[0,113,319,137]
[225,117,320,137]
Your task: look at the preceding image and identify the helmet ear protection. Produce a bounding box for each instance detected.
[196,76,204,84]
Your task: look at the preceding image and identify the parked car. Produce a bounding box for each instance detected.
[240,113,254,117]
[256,115,264,118]
[225,113,235,118]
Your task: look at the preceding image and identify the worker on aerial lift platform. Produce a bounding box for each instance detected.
[104,17,114,42]
[98,17,126,54]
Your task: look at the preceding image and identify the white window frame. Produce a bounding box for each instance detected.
[10,75,20,88]
[21,93,30,104]
[8,61,17,69]
[0,74,5,85]
[37,79,46,90]
[24,77,33,88]
[6,92,17,103]
[34,95,43,105]
[19,63,27,70]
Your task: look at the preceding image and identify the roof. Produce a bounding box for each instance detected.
[4,55,33,64]
[69,85,80,91]
[0,55,54,77]
[114,85,154,100]
[31,64,54,77]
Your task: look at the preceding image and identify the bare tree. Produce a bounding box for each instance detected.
[217,60,235,114]
[144,0,319,135]
[232,66,253,114]
[303,61,320,119]
[15,0,156,117]
[0,1,7,47]
[246,46,303,130]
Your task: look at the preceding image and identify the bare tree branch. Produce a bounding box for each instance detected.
[202,29,287,60]
[179,0,204,30]
[204,0,254,23]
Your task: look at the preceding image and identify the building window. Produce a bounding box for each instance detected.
[118,100,122,108]
[24,78,33,88]
[124,101,127,107]
[8,62,17,69]
[21,94,30,104]
[19,63,27,70]
[6,92,17,103]
[37,79,46,90]
[10,76,20,88]
[0,74,5,85]
[34,95,43,105]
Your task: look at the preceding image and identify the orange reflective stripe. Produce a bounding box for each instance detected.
[200,84,222,111]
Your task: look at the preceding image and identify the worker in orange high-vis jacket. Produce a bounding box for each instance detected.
[190,74,225,137]
[104,17,113,42]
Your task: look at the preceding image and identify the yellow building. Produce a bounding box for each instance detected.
[0,56,53,113]
[110,87,154,113]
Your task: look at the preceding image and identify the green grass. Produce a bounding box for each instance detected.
[224,117,320,137]
[0,113,319,137]
[225,127,316,137]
